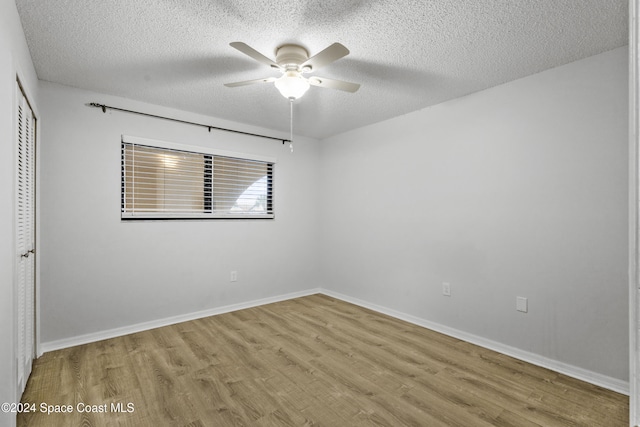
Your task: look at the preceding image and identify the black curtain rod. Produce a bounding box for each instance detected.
[87,102,291,144]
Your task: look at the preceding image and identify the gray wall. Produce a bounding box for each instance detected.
[0,1,40,426]
[39,82,322,344]
[320,47,629,381]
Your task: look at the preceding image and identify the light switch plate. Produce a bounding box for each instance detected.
[516,296,528,313]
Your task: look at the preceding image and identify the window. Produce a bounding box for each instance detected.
[121,136,274,219]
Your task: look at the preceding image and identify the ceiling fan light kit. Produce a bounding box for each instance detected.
[274,70,310,100]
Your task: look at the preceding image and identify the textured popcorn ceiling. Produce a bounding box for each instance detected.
[16,0,628,139]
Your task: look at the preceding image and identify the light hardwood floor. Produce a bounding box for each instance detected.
[19,294,628,426]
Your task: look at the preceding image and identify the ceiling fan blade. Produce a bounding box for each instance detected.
[224,77,277,87]
[301,43,350,72]
[229,42,280,69]
[308,76,360,93]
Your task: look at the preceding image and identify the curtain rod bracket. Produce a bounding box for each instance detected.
[88,102,107,113]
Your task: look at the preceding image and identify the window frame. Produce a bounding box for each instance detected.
[120,135,276,220]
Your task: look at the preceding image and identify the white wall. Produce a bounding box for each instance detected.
[320,47,629,383]
[39,82,322,345]
[0,0,40,426]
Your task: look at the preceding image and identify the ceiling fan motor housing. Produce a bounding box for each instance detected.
[276,45,309,70]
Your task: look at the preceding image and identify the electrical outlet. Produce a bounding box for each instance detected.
[442,282,451,297]
[230,271,238,282]
[516,296,528,313]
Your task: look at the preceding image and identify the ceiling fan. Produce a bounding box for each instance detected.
[224,42,360,100]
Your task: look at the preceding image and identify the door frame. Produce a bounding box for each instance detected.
[630,1,639,425]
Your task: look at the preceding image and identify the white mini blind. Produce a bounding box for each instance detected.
[121,141,274,219]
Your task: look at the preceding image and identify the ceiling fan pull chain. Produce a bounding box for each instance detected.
[289,98,294,153]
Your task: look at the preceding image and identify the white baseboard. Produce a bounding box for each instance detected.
[320,289,629,396]
[39,286,629,396]
[39,288,321,354]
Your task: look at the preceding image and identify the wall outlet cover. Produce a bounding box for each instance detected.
[442,282,451,297]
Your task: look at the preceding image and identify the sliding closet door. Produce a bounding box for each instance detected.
[15,80,36,394]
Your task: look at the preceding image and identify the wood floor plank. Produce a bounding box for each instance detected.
[19,294,628,426]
